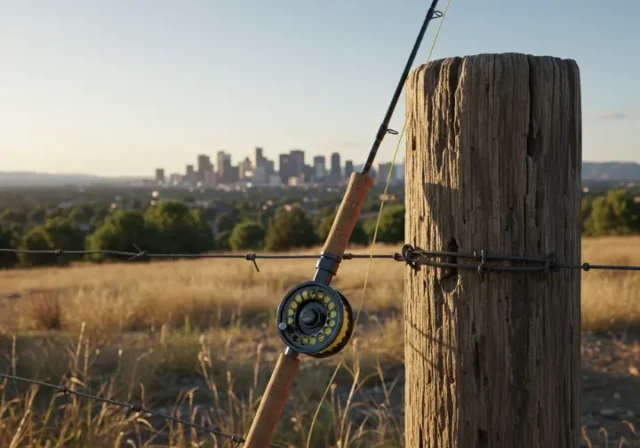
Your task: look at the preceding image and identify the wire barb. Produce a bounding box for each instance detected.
[245,253,259,272]
[129,243,148,261]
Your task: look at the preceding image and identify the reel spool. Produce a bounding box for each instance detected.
[276,281,354,358]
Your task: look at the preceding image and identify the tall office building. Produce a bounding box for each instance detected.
[330,152,341,182]
[313,155,326,180]
[216,151,232,184]
[185,164,196,185]
[254,147,265,170]
[238,157,253,180]
[197,154,213,184]
[279,154,291,184]
[289,149,305,177]
[155,168,165,184]
[344,160,354,178]
[377,162,396,184]
[253,165,268,185]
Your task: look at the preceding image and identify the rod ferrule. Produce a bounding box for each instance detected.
[313,251,341,285]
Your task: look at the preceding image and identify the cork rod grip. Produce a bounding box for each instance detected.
[244,353,300,448]
[322,172,374,258]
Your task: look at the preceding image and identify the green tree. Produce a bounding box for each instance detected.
[0,208,28,226]
[69,203,97,224]
[215,212,236,233]
[586,189,640,236]
[86,210,156,261]
[317,212,369,246]
[27,206,48,225]
[265,206,318,251]
[44,217,85,250]
[216,230,232,251]
[229,221,266,251]
[144,201,215,253]
[17,226,55,266]
[0,226,19,268]
[364,205,405,243]
[90,205,111,228]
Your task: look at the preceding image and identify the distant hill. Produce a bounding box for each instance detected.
[0,172,146,187]
[582,162,640,181]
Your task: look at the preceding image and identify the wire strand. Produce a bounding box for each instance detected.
[0,372,283,448]
[1,247,638,272]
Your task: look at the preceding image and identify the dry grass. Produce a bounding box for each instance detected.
[581,236,640,331]
[0,237,639,447]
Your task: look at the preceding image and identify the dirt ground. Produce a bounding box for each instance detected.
[580,331,640,447]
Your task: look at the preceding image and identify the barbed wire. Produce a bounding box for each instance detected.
[1,246,639,274]
[0,247,403,272]
[0,372,286,448]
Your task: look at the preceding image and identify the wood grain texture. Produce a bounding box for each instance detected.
[322,172,374,258]
[404,53,582,448]
[244,353,300,448]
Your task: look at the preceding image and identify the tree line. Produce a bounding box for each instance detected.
[1,188,638,269]
[0,199,405,268]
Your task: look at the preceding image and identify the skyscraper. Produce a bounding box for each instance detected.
[197,154,213,184]
[279,154,291,184]
[254,147,265,170]
[289,149,305,177]
[344,160,354,178]
[217,151,232,184]
[238,157,253,180]
[185,164,196,185]
[377,162,396,185]
[313,155,326,180]
[155,168,165,184]
[330,152,341,182]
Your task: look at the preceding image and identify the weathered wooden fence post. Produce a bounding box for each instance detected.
[404,53,582,447]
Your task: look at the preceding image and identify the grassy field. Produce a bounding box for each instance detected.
[0,237,639,447]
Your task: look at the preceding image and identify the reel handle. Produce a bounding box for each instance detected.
[244,352,300,448]
[322,172,374,260]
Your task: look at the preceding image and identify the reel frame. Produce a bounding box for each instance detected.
[276,281,354,358]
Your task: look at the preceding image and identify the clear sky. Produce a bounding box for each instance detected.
[1,0,638,177]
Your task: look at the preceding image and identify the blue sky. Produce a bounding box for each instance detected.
[1,0,638,177]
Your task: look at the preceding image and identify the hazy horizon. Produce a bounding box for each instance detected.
[2,0,639,176]
[0,159,637,181]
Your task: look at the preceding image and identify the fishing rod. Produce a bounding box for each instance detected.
[244,1,442,446]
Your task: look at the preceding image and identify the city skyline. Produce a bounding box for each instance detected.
[152,146,402,188]
[2,0,639,176]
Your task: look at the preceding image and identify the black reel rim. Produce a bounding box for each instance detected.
[276,281,354,357]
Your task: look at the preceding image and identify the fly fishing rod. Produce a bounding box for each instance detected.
[244,2,442,446]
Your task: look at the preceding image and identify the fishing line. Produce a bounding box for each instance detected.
[305,1,453,445]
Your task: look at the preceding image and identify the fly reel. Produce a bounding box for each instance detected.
[276,281,354,358]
